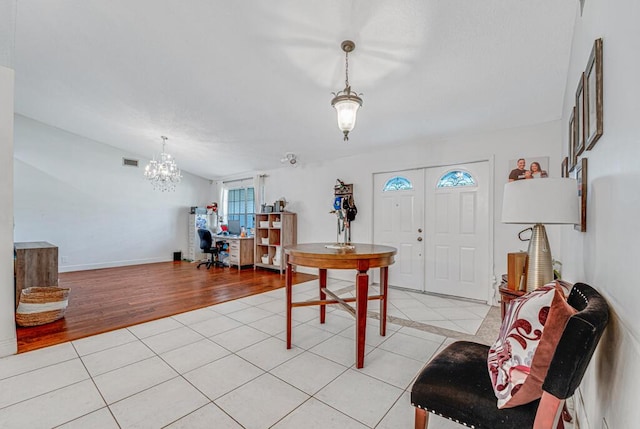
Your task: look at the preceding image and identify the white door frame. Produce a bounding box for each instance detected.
[371,156,496,304]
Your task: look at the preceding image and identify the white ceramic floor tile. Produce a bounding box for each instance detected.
[189,314,243,337]
[377,331,443,362]
[0,285,494,429]
[375,391,414,429]
[127,317,184,339]
[247,313,292,336]
[271,351,347,395]
[0,379,104,429]
[399,307,447,322]
[432,306,485,320]
[315,369,403,428]
[72,329,138,356]
[81,340,155,377]
[210,299,251,315]
[93,356,177,404]
[0,358,89,408]
[272,397,368,429]
[57,406,119,429]
[109,376,209,429]
[425,413,473,428]
[424,320,465,332]
[184,354,264,400]
[451,318,484,334]
[164,403,243,428]
[215,373,309,429]
[290,305,321,323]
[210,324,270,352]
[141,326,205,354]
[309,334,373,368]
[255,298,286,314]
[236,337,303,371]
[337,319,396,348]
[240,292,278,306]
[358,348,426,390]
[0,342,77,380]
[305,312,356,334]
[171,307,220,325]
[397,326,447,344]
[225,306,274,324]
[160,338,230,374]
[285,322,337,350]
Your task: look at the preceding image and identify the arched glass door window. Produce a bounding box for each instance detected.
[436,170,476,188]
[382,176,413,191]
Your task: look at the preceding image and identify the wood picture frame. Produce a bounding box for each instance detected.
[561,157,568,178]
[573,157,587,232]
[568,106,577,171]
[575,73,586,158]
[585,38,603,150]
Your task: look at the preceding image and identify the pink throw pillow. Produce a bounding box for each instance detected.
[487,282,576,408]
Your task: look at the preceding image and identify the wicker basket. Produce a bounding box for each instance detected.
[15,287,70,327]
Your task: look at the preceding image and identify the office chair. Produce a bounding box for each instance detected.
[196,229,223,269]
[411,282,609,429]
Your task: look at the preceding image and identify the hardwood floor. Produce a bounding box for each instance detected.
[16,262,317,354]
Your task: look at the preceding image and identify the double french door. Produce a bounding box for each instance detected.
[373,161,491,302]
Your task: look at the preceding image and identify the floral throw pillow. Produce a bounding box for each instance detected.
[487,282,576,408]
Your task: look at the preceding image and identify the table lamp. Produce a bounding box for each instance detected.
[501,178,579,291]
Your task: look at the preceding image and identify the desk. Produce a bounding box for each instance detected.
[284,243,396,368]
[213,235,254,269]
[14,242,58,309]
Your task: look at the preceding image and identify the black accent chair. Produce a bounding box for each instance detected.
[196,229,224,269]
[411,282,609,429]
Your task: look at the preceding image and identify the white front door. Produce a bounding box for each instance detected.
[373,169,425,292]
[424,162,490,301]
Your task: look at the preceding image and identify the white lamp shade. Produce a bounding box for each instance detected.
[334,99,360,132]
[501,178,579,225]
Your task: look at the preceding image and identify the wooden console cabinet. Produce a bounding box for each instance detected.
[14,242,59,308]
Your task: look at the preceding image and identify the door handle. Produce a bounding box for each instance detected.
[417,237,423,242]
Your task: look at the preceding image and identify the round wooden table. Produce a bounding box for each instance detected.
[284,243,397,368]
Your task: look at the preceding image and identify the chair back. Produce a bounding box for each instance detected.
[542,282,609,399]
[197,229,213,251]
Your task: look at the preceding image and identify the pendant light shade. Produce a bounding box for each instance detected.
[331,40,363,141]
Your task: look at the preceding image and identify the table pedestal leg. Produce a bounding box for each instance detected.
[379,266,388,337]
[286,260,293,349]
[355,267,369,369]
[319,268,327,324]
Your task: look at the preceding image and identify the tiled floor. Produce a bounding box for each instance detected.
[0,279,499,429]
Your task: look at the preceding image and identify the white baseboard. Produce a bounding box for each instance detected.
[0,336,17,358]
[59,257,171,273]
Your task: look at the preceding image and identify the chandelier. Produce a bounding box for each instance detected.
[143,136,182,191]
[331,40,363,141]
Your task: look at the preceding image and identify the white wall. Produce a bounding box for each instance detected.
[13,115,214,271]
[559,1,640,428]
[0,66,17,358]
[254,120,561,297]
[0,0,17,358]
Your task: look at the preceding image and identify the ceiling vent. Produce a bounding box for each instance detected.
[122,158,139,167]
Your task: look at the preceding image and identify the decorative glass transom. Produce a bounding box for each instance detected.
[383,176,413,191]
[437,170,476,188]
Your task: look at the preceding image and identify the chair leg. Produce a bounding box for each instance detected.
[415,407,429,429]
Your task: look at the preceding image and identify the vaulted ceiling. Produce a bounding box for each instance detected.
[14,1,577,180]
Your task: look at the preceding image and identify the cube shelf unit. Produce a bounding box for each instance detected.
[254,212,296,274]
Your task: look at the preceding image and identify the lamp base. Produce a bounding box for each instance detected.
[526,224,554,292]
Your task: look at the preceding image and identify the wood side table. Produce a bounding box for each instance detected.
[284,243,396,368]
[498,284,525,319]
[14,242,59,309]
